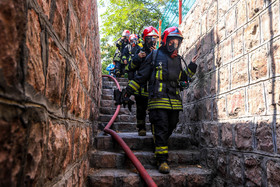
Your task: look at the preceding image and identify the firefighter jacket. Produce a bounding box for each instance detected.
[113,38,129,62]
[126,45,152,97]
[127,47,197,110]
[122,44,141,66]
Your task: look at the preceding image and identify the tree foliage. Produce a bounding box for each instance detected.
[99,0,168,74]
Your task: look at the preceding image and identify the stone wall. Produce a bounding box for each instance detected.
[178,0,280,186]
[0,0,101,186]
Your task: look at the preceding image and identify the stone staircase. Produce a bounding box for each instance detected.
[87,77,213,187]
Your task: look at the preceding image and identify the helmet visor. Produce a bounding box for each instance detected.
[145,36,159,48]
[166,37,182,52]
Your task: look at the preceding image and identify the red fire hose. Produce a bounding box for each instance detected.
[102,75,157,187]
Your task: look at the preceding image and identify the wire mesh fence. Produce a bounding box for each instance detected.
[158,0,196,31]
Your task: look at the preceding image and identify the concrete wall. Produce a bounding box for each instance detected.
[0,0,101,186]
[178,0,280,186]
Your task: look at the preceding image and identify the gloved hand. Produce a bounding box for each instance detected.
[121,87,134,111]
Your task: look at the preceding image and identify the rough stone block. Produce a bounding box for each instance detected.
[277,118,280,154]
[52,0,68,41]
[218,0,230,17]
[232,28,244,58]
[213,96,227,120]
[210,71,218,95]
[236,0,247,27]
[37,0,51,18]
[201,123,219,147]
[231,56,248,89]
[201,13,207,35]
[207,2,217,30]
[265,79,280,115]
[46,120,72,180]
[225,6,236,36]
[261,3,279,42]
[244,155,262,186]
[272,37,280,76]
[229,154,244,184]
[227,90,246,117]
[235,122,253,150]
[221,123,233,148]
[244,18,260,52]
[247,83,266,115]
[217,151,228,177]
[0,1,26,88]
[0,105,25,187]
[219,65,229,92]
[45,39,66,107]
[215,19,225,44]
[267,159,280,187]
[247,0,265,19]
[221,38,232,64]
[250,45,268,81]
[256,120,274,153]
[26,10,45,93]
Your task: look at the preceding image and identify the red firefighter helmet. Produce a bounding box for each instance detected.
[129,34,138,43]
[142,26,159,41]
[122,30,131,37]
[161,26,183,46]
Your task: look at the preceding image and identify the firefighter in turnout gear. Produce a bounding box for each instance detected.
[127,26,159,136]
[122,34,142,80]
[114,30,130,77]
[122,26,199,174]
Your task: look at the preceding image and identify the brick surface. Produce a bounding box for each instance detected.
[201,123,219,147]
[221,38,232,64]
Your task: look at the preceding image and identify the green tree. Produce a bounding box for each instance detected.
[99,0,168,74]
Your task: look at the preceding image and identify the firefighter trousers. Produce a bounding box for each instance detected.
[135,95,148,130]
[149,109,179,163]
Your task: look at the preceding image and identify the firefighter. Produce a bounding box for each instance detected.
[122,34,142,80]
[114,30,130,77]
[126,26,159,136]
[122,26,199,174]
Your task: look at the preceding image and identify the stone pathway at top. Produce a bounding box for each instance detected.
[87,77,213,187]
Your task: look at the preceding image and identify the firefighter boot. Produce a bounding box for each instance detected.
[137,120,146,136]
[158,162,170,174]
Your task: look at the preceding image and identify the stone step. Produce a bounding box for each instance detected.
[90,150,200,169]
[94,132,196,151]
[97,122,151,132]
[102,77,128,83]
[87,166,213,187]
[98,114,137,123]
[100,107,136,115]
[102,81,128,89]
